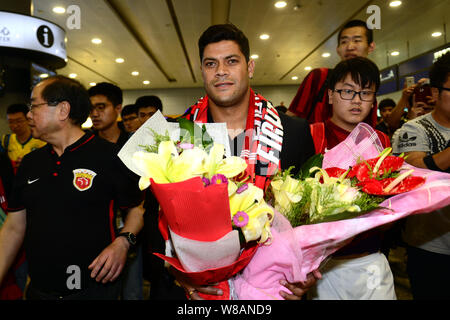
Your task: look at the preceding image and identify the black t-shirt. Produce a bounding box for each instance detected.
[207,109,315,172]
[0,151,13,202]
[8,132,143,295]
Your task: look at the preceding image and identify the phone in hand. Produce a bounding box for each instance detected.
[414,82,432,104]
[405,76,415,88]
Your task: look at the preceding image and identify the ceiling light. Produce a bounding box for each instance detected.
[89,82,96,86]
[291,76,298,80]
[68,73,77,78]
[115,58,124,63]
[304,66,312,71]
[39,73,49,78]
[322,52,331,58]
[259,34,270,40]
[250,54,259,59]
[143,80,150,85]
[390,51,400,56]
[52,6,66,14]
[389,1,402,7]
[91,38,102,44]
[275,1,287,8]
[131,71,139,76]
[432,32,442,38]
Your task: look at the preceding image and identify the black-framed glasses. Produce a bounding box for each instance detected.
[122,115,138,122]
[438,87,450,92]
[334,89,376,102]
[27,101,59,111]
[138,111,156,119]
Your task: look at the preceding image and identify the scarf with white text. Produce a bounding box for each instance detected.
[184,89,283,191]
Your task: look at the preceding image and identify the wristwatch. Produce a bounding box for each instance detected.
[117,232,137,246]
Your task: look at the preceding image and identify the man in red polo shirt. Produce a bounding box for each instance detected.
[287,20,377,128]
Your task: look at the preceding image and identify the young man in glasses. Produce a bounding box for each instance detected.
[307,57,394,300]
[88,83,129,148]
[121,104,141,135]
[392,52,450,299]
[311,57,390,154]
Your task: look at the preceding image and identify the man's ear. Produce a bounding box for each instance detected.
[248,59,255,79]
[431,87,440,101]
[58,101,71,121]
[327,89,333,104]
[368,42,376,54]
[115,104,122,114]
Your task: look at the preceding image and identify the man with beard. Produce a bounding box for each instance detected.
[170,23,319,300]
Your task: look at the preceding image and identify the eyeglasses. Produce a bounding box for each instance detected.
[122,116,138,122]
[438,87,450,92]
[7,118,27,125]
[90,103,109,113]
[138,111,156,119]
[27,101,59,111]
[334,89,376,102]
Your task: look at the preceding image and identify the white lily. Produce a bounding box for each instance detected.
[271,176,303,214]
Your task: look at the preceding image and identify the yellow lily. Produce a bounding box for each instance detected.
[271,175,303,214]
[132,140,206,190]
[229,183,273,244]
[203,143,247,179]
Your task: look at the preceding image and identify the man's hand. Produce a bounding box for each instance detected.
[279,269,322,300]
[169,266,223,300]
[88,237,129,283]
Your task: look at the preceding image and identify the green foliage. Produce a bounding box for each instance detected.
[297,154,324,180]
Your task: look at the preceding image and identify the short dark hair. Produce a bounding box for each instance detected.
[338,19,374,45]
[7,103,28,116]
[379,98,396,111]
[40,75,91,126]
[429,51,450,91]
[88,82,123,106]
[135,95,163,112]
[121,104,138,118]
[328,57,380,92]
[198,24,250,63]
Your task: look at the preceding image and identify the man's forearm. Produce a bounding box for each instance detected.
[405,149,450,171]
[121,202,145,235]
[386,96,408,129]
[0,210,26,285]
[430,148,450,171]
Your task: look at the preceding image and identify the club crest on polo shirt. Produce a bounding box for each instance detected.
[72,169,97,191]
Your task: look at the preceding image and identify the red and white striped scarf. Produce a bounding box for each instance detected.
[184,89,283,191]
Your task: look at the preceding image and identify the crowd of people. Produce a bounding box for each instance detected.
[0,21,448,301]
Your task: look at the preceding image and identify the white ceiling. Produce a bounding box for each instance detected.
[31,0,450,90]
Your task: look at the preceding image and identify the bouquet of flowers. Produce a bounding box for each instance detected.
[231,123,450,299]
[269,145,427,227]
[118,111,274,299]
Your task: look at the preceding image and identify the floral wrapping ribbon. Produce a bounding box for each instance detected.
[185,89,283,191]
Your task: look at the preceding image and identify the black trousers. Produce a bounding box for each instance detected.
[406,246,450,300]
[26,278,123,300]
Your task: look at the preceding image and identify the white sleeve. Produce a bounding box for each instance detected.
[392,121,430,155]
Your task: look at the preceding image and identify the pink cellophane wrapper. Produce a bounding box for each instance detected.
[232,123,450,300]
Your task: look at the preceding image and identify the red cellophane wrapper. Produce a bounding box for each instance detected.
[149,177,258,300]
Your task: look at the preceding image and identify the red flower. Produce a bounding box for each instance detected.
[348,156,404,182]
[358,176,426,196]
[325,167,348,178]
